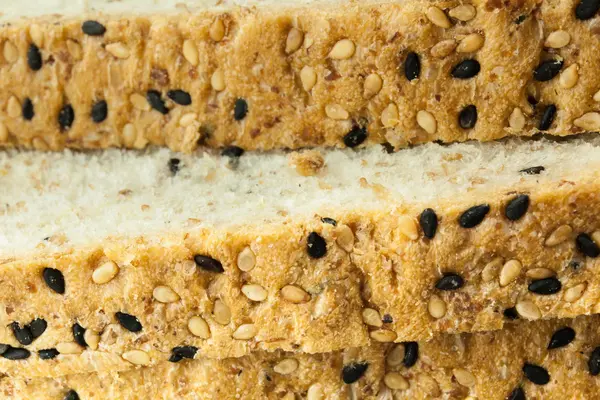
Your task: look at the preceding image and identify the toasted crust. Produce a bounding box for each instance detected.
[1,1,600,151]
[3,316,600,399]
[1,172,600,378]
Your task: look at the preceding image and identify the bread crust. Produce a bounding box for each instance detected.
[1,173,600,378]
[1,1,600,152]
[3,316,600,399]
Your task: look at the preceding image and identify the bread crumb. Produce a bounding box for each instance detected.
[288,150,325,177]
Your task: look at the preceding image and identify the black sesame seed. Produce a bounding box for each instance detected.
[534,60,563,82]
[167,90,192,106]
[58,104,75,130]
[503,307,519,320]
[569,260,582,270]
[22,98,34,120]
[38,348,60,360]
[539,104,556,131]
[146,90,169,114]
[0,344,7,355]
[10,322,33,346]
[527,94,539,106]
[115,312,143,332]
[505,194,530,221]
[321,217,337,226]
[307,232,327,259]
[43,268,65,294]
[344,126,368,148]
[234,98,248,120]
[528,277,561,295]
[64,389,80,400]
[27,43,42,71]
[194,255,224,273]
[589,347,600,375]
[435,273,464,291]
[168,158,181,174]
[169,346,198,362]
[459,204,490,228]
[403,342,419,368]
[381,142,395,154]
[515,14,528,24]
[520,166,545,175]
[507,387,526,400]
[419,208,438,239]
[72,323,87,347]
[458,105,477,129]
[1,346,30,360]
[576,0,600,20]
[451,59,480,79]
[341,362,369,384]
[29,318,47,339]
[548,327,575,349]
[522,363,550,385]
[576,233,600,258]
[221,146,245,158]
[382,314,393,323]
[404,52,420,81]
[82,20,106,36]
[91,100,108,123]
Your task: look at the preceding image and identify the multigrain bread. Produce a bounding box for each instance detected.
[3,316,600,399]
[2,0,600,151]
[2,138,600,378]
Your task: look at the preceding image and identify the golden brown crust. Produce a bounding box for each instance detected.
[2,174,600,378]
[1,1,600,152]
[3,316,600,399]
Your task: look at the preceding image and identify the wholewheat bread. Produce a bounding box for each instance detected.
[2,0,600,152]
[2,138,600,378]
[3,316,600,399]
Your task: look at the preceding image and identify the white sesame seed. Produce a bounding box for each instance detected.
[92,261,119,284]
[329,39,355,60]
[130,93,151,111]
[362,308,383,327]
[526,268,556,280]
[232,323,257,340]
[210,19,226,42]
[307,384,324,400]
[30,24,44,47]
[211,69,226,91]
[7,96,21,118]
[122,350,151,365]
[285,28,304,54]
[453,368,476,387]
[153,285,180,303]
[574,112,600,131]
[449,5,476,21]
[386,344,405,367]
[384,372,409,390]
[281,285,311,303]
[2,41,18,64]
[300,65,317,92]
[426,6,452,28]
[84,330,100,350]
[515,300,541,320]
[457,33,484,53]
[188,316,211,339]
[182,39,199,66]
[241,284,268,302]
[564,283,587,302]
[274,358,299,374]
[325,104,349,120]
[544,225,572,247]
[237,246,256,272]
[481,257,503,283]
[398,216,419,240]
[370,329,397,343]
[335,224,355,252]
[56,342,83,354]
[122,123,137,147]
[508,107,526,130]
[417,110,437,134]
[499,259,522,287]
[430,39,457,58]
[559,64,579,89]
[428,295,446,319]
[381,103,399,128]
[544,30,571,49]
[363,73,383,98]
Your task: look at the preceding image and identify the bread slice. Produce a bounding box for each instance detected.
[3,316,600,399]
[1,137,600,378]
[1,0,600,151]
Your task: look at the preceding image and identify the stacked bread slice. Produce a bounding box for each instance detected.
[2,1,600,399]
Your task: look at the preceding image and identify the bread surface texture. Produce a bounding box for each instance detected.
[2,316,600,399]
[1,1,600,151]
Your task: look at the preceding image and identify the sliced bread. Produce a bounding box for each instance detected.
[1,1,600,151]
